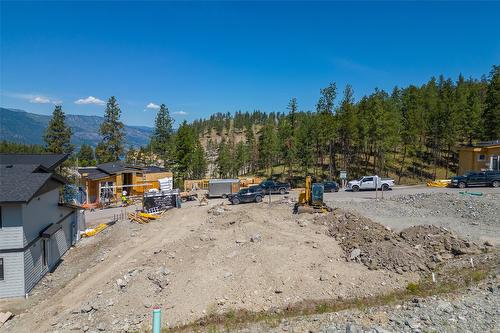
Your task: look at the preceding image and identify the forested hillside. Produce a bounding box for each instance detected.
[3,66,499,186]
[189,66,500,183]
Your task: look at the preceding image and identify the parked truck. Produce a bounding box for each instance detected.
[255,179,291,195]
[450,170,500,188]
[346,175,394,192]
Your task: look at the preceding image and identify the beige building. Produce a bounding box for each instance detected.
[458,140,500,175]
[78,161,172,203]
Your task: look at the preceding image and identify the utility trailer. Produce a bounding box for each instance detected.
[208,179,240,198]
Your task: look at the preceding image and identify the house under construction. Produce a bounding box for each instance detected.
[78,161,172,203]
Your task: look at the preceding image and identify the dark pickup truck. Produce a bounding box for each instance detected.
[228,187,264,204]
[450,170,500,188]
[256,180,291,195]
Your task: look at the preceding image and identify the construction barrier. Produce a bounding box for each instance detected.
[426,179,451,187]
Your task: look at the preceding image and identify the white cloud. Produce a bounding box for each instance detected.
[146,102,160,109]
[29,96,52,104]
[173,110,188,116]
[74,96,105,105]
[2,92,60,104]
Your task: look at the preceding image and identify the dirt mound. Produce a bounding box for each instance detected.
[322,209,484,274]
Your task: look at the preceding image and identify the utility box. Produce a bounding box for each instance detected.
[208,179,240,198]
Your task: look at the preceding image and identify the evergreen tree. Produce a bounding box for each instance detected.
[245,123,258,173]
[192,142,208,179]
[287,97,298,131]
[216,139,232,178]
[150,104,174,167]
[483,65,500,140]
[258,118,278,175]
[43,105,74,154]
[337,85,358,173]
[77,144,95,166]
[95,96,125,163]
[174,121,196,181]
[233,141,249,176]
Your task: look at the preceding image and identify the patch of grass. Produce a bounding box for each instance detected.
[315,303,329,314]
[406,282,421,294]
[470,270,487,282]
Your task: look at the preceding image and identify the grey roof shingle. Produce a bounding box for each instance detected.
[0,163,66,203]
[0,153,68,171]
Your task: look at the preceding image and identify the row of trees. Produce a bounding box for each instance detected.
[4,65,499,186]
[206,66,499,182]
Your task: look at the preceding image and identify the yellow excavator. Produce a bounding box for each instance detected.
[293,176,332,214]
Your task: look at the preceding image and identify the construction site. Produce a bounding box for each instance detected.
[0,176,498,332]
[1,2,500,332]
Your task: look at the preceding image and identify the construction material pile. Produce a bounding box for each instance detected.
[322,209,484,274]
[128,212,162,224]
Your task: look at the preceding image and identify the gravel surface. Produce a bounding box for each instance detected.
[237,276,499,333]
[327,191,500,245]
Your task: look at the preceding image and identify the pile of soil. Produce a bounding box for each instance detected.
[322,209,484,274]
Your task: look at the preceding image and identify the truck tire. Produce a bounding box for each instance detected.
[382,184,389,191]
[458,182,467,189]
[492,180,500,188]
[279,188,286,195]
[351,185,359,192]
[232,198,240,205]
[255,195,263,203]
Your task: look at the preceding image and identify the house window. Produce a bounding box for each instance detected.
[0,258,4,281]
[478,154,485,161]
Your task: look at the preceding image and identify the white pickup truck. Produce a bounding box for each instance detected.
[346,175,394,192]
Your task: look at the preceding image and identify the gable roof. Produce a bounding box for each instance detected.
[0,153,69,171]
[0,157,68,204]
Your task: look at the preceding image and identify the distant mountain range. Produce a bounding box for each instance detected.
[0,107,153,147]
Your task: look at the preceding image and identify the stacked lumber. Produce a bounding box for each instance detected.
[128,212,162,224]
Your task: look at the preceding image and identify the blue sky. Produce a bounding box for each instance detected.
[1,1,499,127]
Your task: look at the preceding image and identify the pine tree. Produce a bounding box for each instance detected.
[287,97,298,132]
[44,105,74,154]
[192,142,208,179]
[95,96,125,163]
[483,65,500,140]
[258,118,278,175]
[151,104,174,167]
[77,144,95,166]
[337,85,358,173]
[216,139,232,178]
[245,124,258,173]
[316,83,337,177]
[174,121,196,181]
